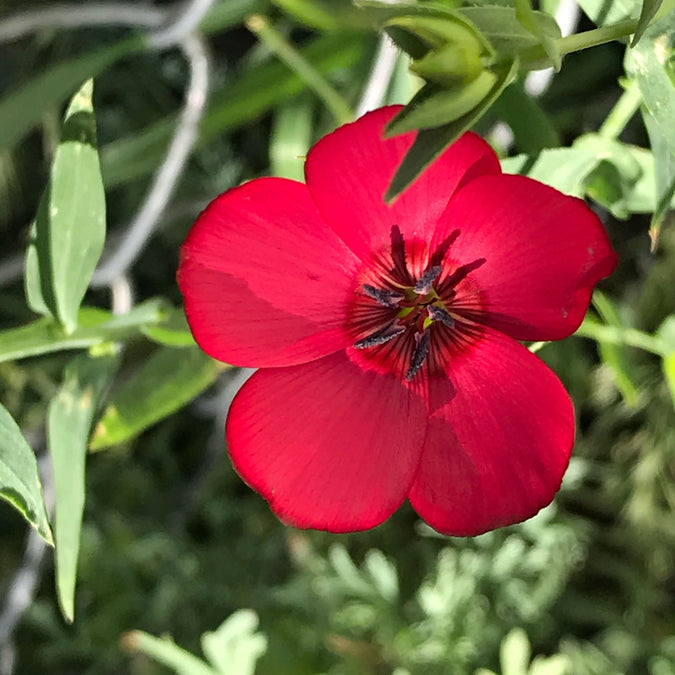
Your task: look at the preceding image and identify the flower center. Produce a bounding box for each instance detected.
[349,225,486,382]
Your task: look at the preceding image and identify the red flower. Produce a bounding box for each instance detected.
[178,107,617,536]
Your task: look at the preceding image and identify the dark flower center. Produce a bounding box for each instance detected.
[349,225,486,382]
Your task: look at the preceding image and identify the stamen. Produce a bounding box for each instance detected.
[390,225,408,280]
[430,229,460,266]
[428,304,454,327]
[441,258,486,291]
[354,322,406,349]
[406,330,430,381]
[414,265,442,295]
[362,284,404,308]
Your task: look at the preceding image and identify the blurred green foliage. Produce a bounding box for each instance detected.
[0,0,674,674]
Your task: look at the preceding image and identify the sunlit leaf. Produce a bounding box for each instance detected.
[576,0,636,25]
[89,346,220,451]
[642,109,675,250]
[658,315,675,409]
[385,59,517,202]
[459,5,561,63]
[0,299,169,364]
[49,352,119,622]
[270,95,314,181]
[632,0,663,46]
[201,611,268,675]
[25,80,106,332]
[501,147,598,196]
[0,403,53,545]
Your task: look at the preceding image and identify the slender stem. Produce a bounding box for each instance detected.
[599,79,643,139]
[519,18,638,66]
[558,19,638,55]
[574,318,666,356]
[246,14,353,125]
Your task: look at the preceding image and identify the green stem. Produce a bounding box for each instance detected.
[574,318,666,356]
[518,18,638,67]
[599,79,643,139]
[246,14,354,125]
[556,19,638,56]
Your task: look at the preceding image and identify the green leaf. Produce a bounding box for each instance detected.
[626,11,675,156]
[492,80,560,153]
[385,58,517,202]
[657,316,675,409]
[100,33,364,188]
[500,628,531,675]
[574,133,643,218]
[642,109,675,250]
[270,95,314,181]
[48,352,119,622]
[632,0,664,45]
[385,71,498,135]
[0,37,140,155]
[0,403,53,546]
[89,346,220,451]
[514,0,561,69]
[201,611,268,675]
[576,0,636,25]
[501,147,599,196]
[141,308,196,347]
[0,299,169,364]
[593,291,640,406]
[122,632,215,675]
[25,79,107,332]
[458,6,561,61]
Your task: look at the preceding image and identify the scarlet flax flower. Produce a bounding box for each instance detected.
[178,107,617,536]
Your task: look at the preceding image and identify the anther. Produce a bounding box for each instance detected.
[362,284,404,308]
[413,266,442,295]
[428,304,454,327]
[406,330,430,381]
[354,322,406,349]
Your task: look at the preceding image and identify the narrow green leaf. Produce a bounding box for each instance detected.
[514,0,561,69]
[270,96,314,181]
[657,316,675,409]
[100,33,364,188]
[642,109,675,250]
[201,611,268,675]
[0,37,140,155]
[385,59,517,202]
[500,628,531,675]
[0,403,53,546]
[89,346,220,451]
[576,0,636,25]
[25,80,106,332]
[632,0,663,45]
[492,80,560,153]
[385,71,498,136]
[122,631,215,675]
[141,308,196,347]
[627,11,675,156]
[0,299,169,364]
[593,291,640,405]
[49,353,119,622]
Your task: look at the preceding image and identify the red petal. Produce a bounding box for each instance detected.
[409,329,574,536]
[434,174,618,340]
[178,178,359,367]
[305,106,501,262]
[226,351,428,532]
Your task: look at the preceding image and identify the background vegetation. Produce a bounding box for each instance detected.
[0,0,674,673]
